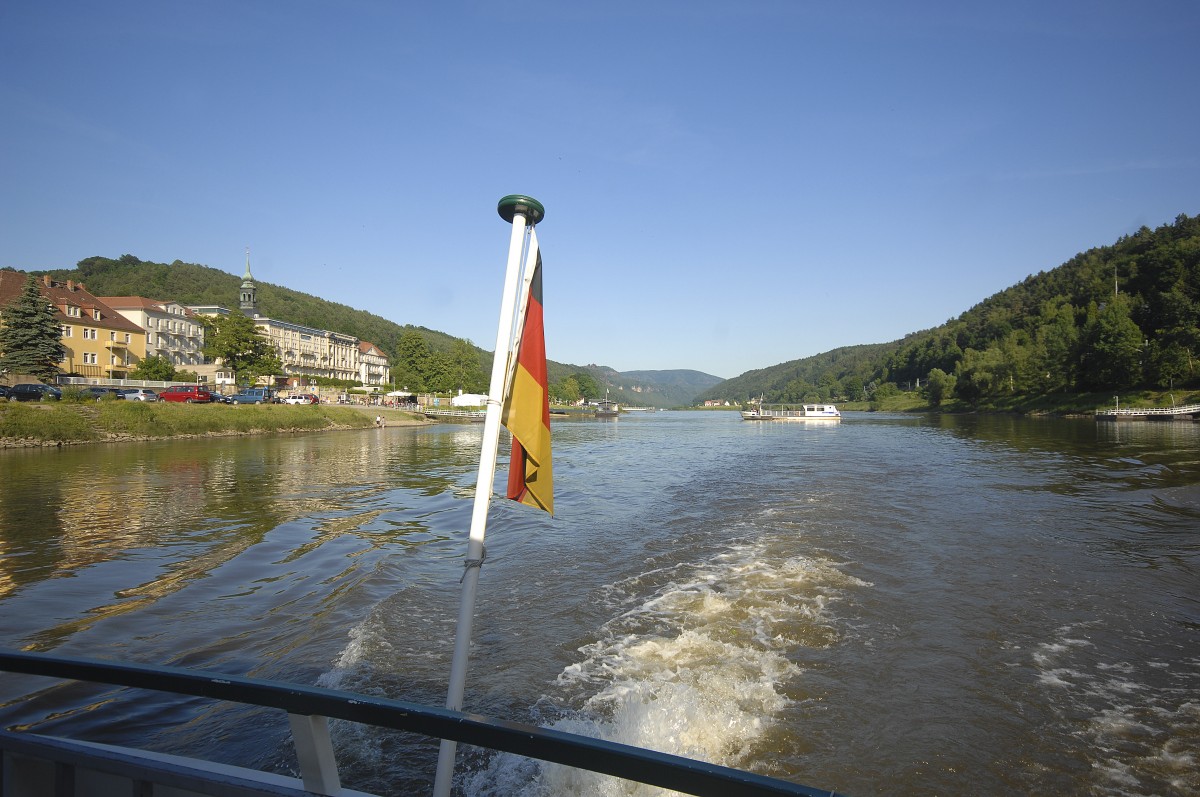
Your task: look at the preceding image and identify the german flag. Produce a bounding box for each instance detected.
[501,249,553,514]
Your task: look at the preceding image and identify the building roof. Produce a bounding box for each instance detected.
[99,296,199,318]
[0,271,142,333]
[359,340,386,356]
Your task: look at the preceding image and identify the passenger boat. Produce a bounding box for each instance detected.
[595,390,619,417]
[741,402,841,422]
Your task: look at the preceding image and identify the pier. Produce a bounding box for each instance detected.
[1095,403,1200,421]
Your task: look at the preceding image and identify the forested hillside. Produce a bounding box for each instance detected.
[699,213,1200,406]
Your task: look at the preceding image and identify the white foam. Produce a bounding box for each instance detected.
[467,542,860,794]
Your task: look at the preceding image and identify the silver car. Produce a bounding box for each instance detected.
[121,388,160,402]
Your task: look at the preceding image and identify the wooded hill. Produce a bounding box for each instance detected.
[28,255,720,406]
[699,213,1200,407]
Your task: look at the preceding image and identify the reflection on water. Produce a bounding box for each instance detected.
[0,427,481,653]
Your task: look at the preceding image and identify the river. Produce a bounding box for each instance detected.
[0,412,1197,796]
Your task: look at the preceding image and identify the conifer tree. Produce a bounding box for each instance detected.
[0,275,66,381]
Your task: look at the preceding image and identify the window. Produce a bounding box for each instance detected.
[83,352,97,365]
[61,325,72,337]
[66,305,81,318]
[83,328,97,340]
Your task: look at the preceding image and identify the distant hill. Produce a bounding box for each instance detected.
[24,254,723,404]
[697,212,1200,406]
[576,366,723,408]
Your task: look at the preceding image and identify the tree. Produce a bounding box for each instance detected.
[571,371,601,401]
[392,330,431,391]
[129,354,176,381]
[551,376,581,404]
[1079,297,1145,389]
[0,274,66,381]
[924,368,956,407]
[445,338,486,394]
[202,311,281,383]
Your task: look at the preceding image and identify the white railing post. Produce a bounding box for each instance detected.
[288,713,341,795]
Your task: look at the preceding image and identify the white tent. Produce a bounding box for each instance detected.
[450,393,488,407]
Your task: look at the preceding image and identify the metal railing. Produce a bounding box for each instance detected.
[0,650,840,797]
[1095,403,1200,417]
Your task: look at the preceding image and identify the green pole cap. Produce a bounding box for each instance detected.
[497,195,545,225]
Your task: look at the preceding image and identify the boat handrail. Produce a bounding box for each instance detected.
[0,650,839,797]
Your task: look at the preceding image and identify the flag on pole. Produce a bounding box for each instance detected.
[501,246,553,514]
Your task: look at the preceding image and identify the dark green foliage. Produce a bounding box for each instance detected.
[0,274,67,381]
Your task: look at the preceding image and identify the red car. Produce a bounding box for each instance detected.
[159,385,215,403]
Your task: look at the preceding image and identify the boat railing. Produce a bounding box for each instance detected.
[0,650,839,797]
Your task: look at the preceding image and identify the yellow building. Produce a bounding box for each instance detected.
[0,272,146,379]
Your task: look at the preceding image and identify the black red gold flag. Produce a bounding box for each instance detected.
[501,250,553,514]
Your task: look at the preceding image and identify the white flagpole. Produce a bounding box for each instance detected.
[433,195,545,797]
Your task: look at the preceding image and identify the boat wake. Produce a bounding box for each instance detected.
[464,540,866,796]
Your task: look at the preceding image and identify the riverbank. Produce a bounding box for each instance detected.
[837,387,1200,416]
[0,400,430,448]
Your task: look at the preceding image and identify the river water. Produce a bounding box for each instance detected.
[0,412,1196,796]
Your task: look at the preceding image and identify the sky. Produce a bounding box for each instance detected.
[2,2,1197,380]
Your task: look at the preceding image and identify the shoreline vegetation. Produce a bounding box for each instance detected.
[0,401,429,449]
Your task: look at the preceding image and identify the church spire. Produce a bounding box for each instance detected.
[240,246,258,316]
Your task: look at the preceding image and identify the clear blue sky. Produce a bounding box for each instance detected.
[2,2,1196,379]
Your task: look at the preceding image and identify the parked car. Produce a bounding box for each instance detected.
[121,388,160,402]
[210,393,233,404]
[159,385,215,403]
[230,387,279,404]
[283,393,319,405]
[0,385,10,401]
[77,386,125,401]
[9,383,63,401]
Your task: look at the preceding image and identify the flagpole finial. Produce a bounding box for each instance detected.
[497,194,545,225]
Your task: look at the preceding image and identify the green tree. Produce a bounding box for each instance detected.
[571,371,601,401]
[129,354,176,381]
[924,368,956,407]
[0,274,66,381]
[1079,297,1145,389]
[393,330,431,391]
[551,376,581,404]
[445,338,486,394]
[202,311,281,383]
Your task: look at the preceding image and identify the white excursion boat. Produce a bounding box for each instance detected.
[595,390,619,417]
[741,403,841,422]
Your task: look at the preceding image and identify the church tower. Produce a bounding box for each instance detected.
[239,247,258,316]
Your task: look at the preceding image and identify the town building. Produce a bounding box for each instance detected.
[0,272,146,379]
[99,297,205,368]
[190,252,391,387]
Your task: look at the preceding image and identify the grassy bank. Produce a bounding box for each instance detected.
[0,400,427,447]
